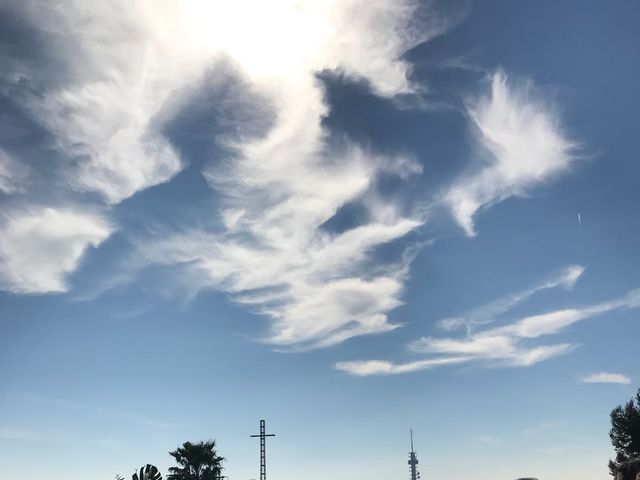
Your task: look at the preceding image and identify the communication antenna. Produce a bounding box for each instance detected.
[408,429,420,480]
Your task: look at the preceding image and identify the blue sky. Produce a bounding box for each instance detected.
[0,1,639,479]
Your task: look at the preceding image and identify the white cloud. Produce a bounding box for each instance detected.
[131,0,451,348]
[523,420,567,436]
[4,0,447,204]
[338,285,640,376]
[0,0,591,364]
[141,212,422,348]
[5,1,199,203]
[0,148,27,194]
[0,0,450,306]
[581,372,631,385]
[0,392,170,429]
[411,332,576,368]
[474,434,499,444]
[0,208,112,294]
[335,356,471,376]
[0,427,70,443]
[537,444,583,455]
[437,264,585,331]
[444,71,576,236]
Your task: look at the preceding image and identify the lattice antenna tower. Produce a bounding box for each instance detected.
[408,429,420,480]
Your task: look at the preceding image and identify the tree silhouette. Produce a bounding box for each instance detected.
[132,464,162,480]
[609,388,640,475]
[167,440,224,480]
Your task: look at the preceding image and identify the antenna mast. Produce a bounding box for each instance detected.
[408,429,420,480]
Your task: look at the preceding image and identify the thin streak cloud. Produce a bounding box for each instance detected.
[337,283,640,376]
[437,264,585,332]
[0,392,170,429]
[581,372,631,385]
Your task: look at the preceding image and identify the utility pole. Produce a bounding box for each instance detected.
[409,429,420,480]
[250,419,276,480]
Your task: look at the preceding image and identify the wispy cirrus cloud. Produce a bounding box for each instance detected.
[0,0,448,322]
[536,444,584,456]
[2,1,194,204]
[1,0,448,204]
[132,0,455,349]
[0,1,590,358]
[474,434,500,444]
[581,372,631,385]
[0,392,170,429]
[437,264,585,332]
[523,420,568,436]
[444,71,576,236]
[335,355,472,377]
[140,194,422,349]
[0,148,27,194]
[0,1,202,294]
[0,426,72,443]
[336,278,640,376]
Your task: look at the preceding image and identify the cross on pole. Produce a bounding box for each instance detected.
[250,419,276,480]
